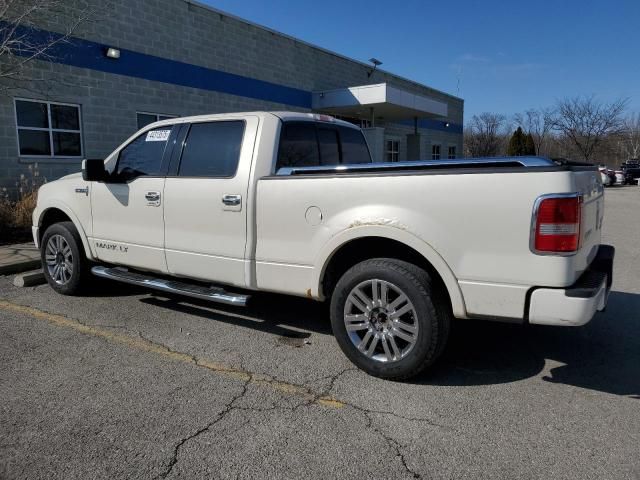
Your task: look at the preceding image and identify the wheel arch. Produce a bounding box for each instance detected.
[314,226,467,318]
[37,204,95,261]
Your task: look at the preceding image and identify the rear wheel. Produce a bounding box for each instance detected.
[41,221,91,295]
[330,258,450,380]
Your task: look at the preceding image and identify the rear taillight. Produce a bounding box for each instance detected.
[533,195,582,253]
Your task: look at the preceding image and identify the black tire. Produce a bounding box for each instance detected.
[330,258,451,380]
[41,221,91,295]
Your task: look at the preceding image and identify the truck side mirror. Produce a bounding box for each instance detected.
[82,159,109,182]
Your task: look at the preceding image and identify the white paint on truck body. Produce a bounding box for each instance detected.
[33,111,607,324]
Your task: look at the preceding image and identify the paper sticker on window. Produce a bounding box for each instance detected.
[146,130,170,142]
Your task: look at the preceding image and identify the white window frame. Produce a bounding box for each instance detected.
[432,143,441,160]
[136,111,178,130]
[448,145,457,159]
[14,98,84,159]
[385,138,400,162]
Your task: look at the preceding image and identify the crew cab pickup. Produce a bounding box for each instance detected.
[32,112,614,379]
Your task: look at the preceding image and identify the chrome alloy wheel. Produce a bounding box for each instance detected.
[45,234,74,285]
[343,279,419,363]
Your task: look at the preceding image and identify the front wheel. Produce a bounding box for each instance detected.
[330,258,450,380]
[41,221,91,295]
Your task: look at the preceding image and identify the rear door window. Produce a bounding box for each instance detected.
[116,126,173,179]
[178,121,244,177]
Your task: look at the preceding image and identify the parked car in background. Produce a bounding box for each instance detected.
[614,170,625,185]
[621,160,640,185]
[599,166,611,186]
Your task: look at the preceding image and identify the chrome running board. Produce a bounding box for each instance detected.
[91,266,250,307]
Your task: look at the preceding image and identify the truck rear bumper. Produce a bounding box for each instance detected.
[528,245,614,326]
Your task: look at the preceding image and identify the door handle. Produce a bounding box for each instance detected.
[222,194,241,206]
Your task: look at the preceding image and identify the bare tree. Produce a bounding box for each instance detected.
[513,108,553,155]
[464,112,507,157]
[549,96,628,162]
[0,0,98,94]
[621,113,640,160]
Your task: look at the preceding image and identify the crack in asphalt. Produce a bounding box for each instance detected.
[155,365,254,479]
[308,366,449,428]
[134,330,349,409]
[0,299,447,421]
[155,365,430,479]
[356,408,422,479]
[0,299,449,479]
[297,365,428,478]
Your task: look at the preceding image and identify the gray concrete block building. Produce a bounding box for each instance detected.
[0,0,463,192]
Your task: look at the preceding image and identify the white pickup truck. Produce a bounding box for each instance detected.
[32,111,614,379]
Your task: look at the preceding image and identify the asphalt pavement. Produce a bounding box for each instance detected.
[1,187,639,479]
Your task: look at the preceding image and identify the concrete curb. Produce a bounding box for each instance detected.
[13,270,46,288]
[0,260,42,276]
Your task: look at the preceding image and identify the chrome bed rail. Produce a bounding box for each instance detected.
[276,156,556,176]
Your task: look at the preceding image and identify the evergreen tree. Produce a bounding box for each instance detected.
[507,127,526,156]
[508,127,537,156]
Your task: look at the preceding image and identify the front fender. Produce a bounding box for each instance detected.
[37,200,96,261]
[312,225,467,318]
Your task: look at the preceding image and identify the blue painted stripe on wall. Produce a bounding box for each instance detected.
[5,23,312,108]
[419,119,463,134]
[4,23,463,132]
[399,119,463,134]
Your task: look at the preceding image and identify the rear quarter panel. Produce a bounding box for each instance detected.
[255,169,600,316]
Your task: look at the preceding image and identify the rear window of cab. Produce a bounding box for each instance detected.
[276,121,371,171]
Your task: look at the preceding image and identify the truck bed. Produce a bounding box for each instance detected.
[257,161,604,320]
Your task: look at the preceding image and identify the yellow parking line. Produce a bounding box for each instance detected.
[0,300,345,408]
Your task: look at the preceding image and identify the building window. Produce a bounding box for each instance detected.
[386,140,399,162]
[432,144,441,160]
[137,112,178,130]
[448,146,456,159]
[15,99,82,157]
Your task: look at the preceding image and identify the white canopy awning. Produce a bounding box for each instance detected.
[312,83,448,121]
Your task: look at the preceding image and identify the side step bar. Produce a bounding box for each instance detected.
[91,266,250,307]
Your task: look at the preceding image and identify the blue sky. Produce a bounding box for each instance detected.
[202,0,640,121]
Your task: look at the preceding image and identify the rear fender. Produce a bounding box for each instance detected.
[313,225,467,318]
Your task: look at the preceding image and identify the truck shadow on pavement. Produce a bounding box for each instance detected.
[82,277,149,297]
[140,290,333,338]
[421,291,640,399]
[135,288,638,399]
